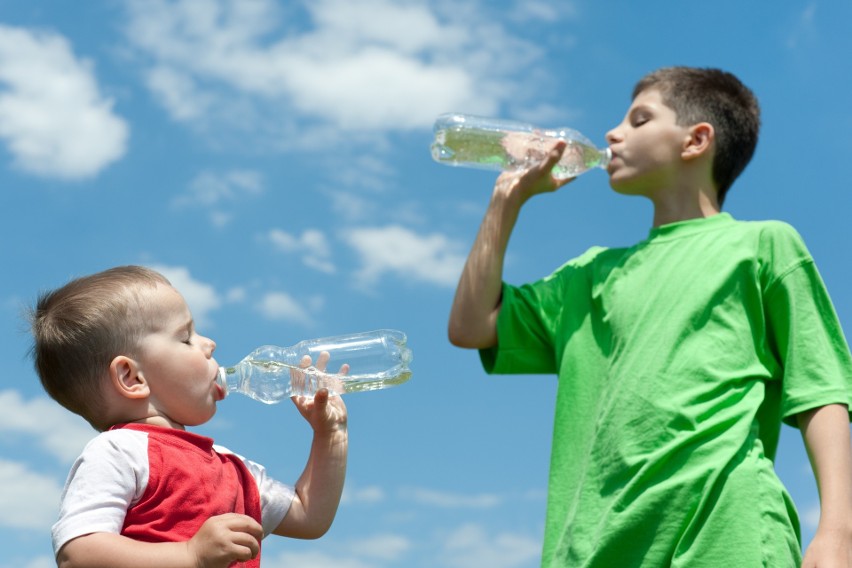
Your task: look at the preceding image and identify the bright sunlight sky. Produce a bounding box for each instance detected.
[1,1,850,567]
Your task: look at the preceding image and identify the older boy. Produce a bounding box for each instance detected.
[448,67,852,567]
[31,266,348,567]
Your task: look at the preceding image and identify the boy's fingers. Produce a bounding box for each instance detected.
[540,141,567,169]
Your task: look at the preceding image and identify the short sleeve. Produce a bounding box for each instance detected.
[52,430,150,555]
[480,282,559,374]
[214,446,295,536]
[480,247,607,376]
[759,225,852,425]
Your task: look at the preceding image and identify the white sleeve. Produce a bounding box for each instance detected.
[213,445,295,536]
[52,430,149,556]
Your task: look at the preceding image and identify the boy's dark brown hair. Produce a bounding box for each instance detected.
[633,66,761,206]
[29,266,170,431]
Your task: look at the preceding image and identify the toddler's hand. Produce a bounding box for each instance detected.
[187,513,263,568]
[291,352,348,436]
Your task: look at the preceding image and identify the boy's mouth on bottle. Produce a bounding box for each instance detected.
[606,152,620,172]
[211,369,226,401]
[213,381,225,401]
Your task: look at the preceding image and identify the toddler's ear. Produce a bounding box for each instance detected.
[682,122,714,160]
[109,355,150,399]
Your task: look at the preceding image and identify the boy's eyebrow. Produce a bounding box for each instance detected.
[630,103,654,115]
[177,319,194,335]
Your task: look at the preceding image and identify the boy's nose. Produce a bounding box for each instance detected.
[203,337,216,356]
[605,127,621,145]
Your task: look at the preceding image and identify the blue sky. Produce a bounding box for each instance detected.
[0,1,849,567]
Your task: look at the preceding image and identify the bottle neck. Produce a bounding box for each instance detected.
[215,367,231,400]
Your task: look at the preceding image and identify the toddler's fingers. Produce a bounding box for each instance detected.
[314,387,329,405]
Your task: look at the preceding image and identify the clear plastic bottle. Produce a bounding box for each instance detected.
[431,113,611,180]
[216,329,413,403]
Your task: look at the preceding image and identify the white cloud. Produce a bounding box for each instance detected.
[145,65,212,121]
[787,1,818,49]
[0,24,128,179]
[0,459,64,530]
[401,486,502,509]
[509,0,577,23]
[256,291,318,324]
[171,169,264,226]
[440,523,541,568]
[264,533,410,568]
[226,287,247,303]
[344,225,466,288]
[267,228,335,274]
[175,169,264,208]
[264,551,373,568]
[346,533,411,561]
[802,501,820,531]
[148,264,222,327]
[341,483,385,505]
[0,390,95,463]
[0,557,55,568]
[121,0,552,134]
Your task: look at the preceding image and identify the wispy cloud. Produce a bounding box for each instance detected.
[0,25,128,180]
[267,228,335,274]
[148,264,223,327]
[802,501,820,531]
[120,0,555,137]
[401,486,502,509]
[255,291,322,325]
[0,390,94,463]
[176,169,264,207]
[344,225,467,288]
[264,532,412,568]
[0,556,56,568]
[439,523,541,568]
[172,169,265,226]
[264,550,375,568]
[262,522,538,568]
[787,1,818,49]
[0,459,64,530]
[342,483,386,505]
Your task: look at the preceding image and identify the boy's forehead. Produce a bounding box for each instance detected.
[627,88,678,117]
[138,284,191,325]
[631,88,665,108]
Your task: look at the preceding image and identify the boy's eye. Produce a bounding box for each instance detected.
[183,336,193,345]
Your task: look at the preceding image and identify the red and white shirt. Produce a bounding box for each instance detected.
[52,423,294,565]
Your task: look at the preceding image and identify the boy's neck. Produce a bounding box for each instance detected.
[650,181,721,227]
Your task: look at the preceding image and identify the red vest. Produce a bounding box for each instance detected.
[113,424,262,567]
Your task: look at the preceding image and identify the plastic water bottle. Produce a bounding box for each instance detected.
[216,329,413,403]
[431,113,611,180]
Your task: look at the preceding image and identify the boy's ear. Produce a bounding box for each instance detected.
[682,122,714,160]
[109,355,150,400]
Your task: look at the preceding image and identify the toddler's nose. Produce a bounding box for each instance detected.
[203,336,216,356]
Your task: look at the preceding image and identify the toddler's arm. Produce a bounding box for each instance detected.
[274,369,348,540]
[57,513,263,568]
[798,403,852,568]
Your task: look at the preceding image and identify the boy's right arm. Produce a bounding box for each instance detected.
[448,141,571,349]
[57,513,263,568]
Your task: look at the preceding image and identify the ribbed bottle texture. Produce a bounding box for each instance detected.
[431,113,610,180]
[216,329,413,403]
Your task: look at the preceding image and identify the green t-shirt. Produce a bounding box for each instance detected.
[482,213,852,567]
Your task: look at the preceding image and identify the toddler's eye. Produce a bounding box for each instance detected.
[183,336,193,345]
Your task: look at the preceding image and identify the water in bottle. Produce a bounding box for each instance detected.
[216,329,413,403]
[431,113,611,180]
